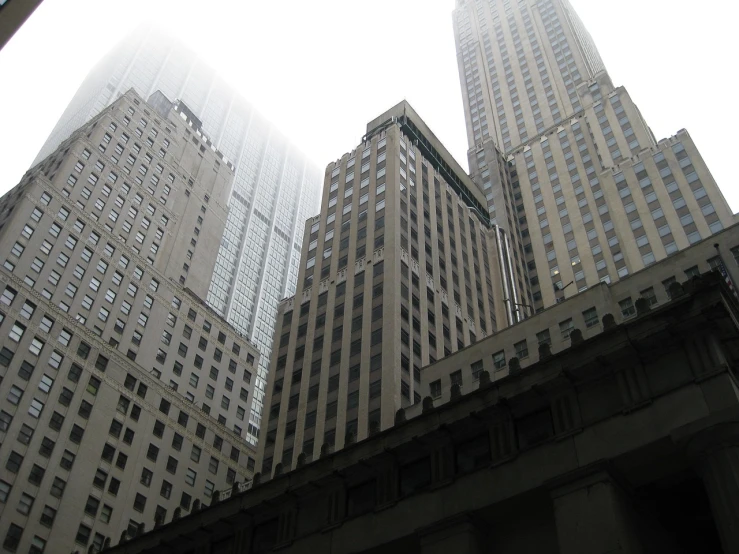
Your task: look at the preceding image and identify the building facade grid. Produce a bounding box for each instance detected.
[0,90,260,553]
[33,27,323,444]
[453,0,735,314]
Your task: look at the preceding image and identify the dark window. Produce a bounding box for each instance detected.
[84,495,100,516]
[68,363,82,382]
[51,477,67,498]
[40,505,57,528]
[101,443,115,463]
[58,387,73,407]
[159,398,171,415]
[0,347,14,368]
[147,444,159,462]
[39,437,55,458]
[75,523,91,546]
[160,480,172,499]
[69,424,84,444]
[78,400,93,419]
[28,464,45,485]
[49,411,64,431]
[153,420,165,437]
[77,341,91,359]
[326,401,338,419]
[95,354,108,372]
[3,524,23,552]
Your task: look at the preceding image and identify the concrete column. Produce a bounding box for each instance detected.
[231,525,252,553]
[687,422,739,554]
[419,515,483,554]
[325,482,346,527]
[375,460,399,508]
[430,440,455,485]
[550,468,644,554]
[275,504,298,548]
[486,411,517,465]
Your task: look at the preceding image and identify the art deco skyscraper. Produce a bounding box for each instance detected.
[34,27,323,443]
[257,102,508,474]
[0,89,260,553]
[453,0,735,312]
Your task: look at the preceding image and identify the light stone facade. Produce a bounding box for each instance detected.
[454,0,736,314]
[420,220,739,404]
[100,271,739,554]
[0,89,259,553]
[32,27,324,442]
[257,102,510,475]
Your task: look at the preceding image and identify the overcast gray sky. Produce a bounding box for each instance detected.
[0,0,736,212]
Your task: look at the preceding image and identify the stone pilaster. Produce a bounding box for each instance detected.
[683,422,739,554]
[418,514,483,554]
[551,388,582,438]
[615,363,651,412]
[684,331,730,381]
[549,465,644,554]
[486,410,517,465]
[274,504,298,548]
[325,482,346,528]
[375,460,399,508]
[430,440,456,485]
[231,525,252,553]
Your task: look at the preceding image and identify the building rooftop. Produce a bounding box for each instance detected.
[364,100,490,224]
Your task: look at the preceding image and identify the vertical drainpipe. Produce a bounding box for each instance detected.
[502,230,522,322]
[495,226,514,325]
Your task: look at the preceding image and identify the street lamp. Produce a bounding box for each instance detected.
[554,281,574,303]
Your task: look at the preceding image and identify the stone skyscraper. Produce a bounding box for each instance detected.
[453,0,735,312]
[0,89,260,553]
[34,27,323,444]
[257,102,509,474]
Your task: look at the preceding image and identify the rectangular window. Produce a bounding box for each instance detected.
[583,308,599,328]
[559,319,574,339]
[50,477,66,498]
[185,468,196,486]
[640,287,658,307]
[619,298,635,318]
[514,339,529,360]
[536,329,551,346]
[471,360,484,381]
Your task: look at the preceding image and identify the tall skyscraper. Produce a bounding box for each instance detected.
[453,0,735,312]
[0,89,261,553]
[34,27,323,444]
[257,101,510,474]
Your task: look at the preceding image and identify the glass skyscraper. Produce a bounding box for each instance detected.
[35,26,322,443]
